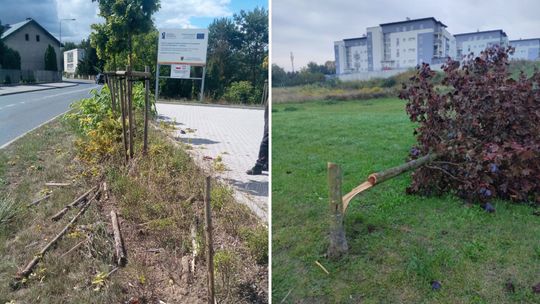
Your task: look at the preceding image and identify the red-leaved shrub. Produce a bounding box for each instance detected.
[399,46,540,204]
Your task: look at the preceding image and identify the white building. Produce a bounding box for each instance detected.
[454,30,508,59]
[509,38,540,61]
[63,48,85,75]
[334,17,455,75]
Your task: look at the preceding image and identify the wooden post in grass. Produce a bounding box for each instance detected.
[111,210,126,266]
[203,176,215,304]
[143,65,150,155]
[327,162,348,259]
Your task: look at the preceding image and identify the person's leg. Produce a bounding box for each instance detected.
[247,105,269,175]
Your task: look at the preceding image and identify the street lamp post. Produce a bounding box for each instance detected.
[59,18,76,48]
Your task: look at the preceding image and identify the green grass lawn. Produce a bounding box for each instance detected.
[271,98,540,303]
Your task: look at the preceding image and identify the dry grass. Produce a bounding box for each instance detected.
[0,117,268,303]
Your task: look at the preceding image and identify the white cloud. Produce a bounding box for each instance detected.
[55,0,102,42]
[155,0,232,29]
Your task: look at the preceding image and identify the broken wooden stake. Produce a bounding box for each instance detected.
[14,190,100,282]
[51,186,98,221]
[27,194,51,208]
[110,210,126,266]
[327,163,348,259]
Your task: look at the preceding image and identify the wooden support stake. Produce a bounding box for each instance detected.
[204,176,215,304]
[27,194,51,207]
[110,210,126,266]
[127,65,134,159]
[143,65,150,154]
[15,190,100,281]
[109,76,116,112]
[327,163,348,259]
[51,186,97,221]
[119,76,129,162]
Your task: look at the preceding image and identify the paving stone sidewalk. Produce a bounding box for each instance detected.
[156,103,268,222]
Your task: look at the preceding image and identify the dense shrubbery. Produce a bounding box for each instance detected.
[65,84,154,164]
[400,46,540,204]
[222,81,257,104]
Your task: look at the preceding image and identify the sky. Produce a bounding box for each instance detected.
[0,0,267,43]
[272,0,540,71]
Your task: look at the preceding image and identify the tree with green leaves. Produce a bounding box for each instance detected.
[44,44,58,71]
[91,0,160,67]
[0,20,21,70]
[76,39,104,76]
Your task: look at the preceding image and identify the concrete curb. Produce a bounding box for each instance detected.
[0,83,79,96]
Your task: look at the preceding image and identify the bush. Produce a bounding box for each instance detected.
[400,46,540,204]
[240,225,268,265]
[64,83,155,164]
[223,81,256,104]
[214,249,238,297]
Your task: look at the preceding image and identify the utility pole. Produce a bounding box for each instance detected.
[290,51,295,73]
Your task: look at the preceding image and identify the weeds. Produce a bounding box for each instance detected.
[240,225,268,265]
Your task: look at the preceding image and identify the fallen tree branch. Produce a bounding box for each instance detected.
[51,186,98,221]
[27,194,51,208]
[60,237,90,258]
[315,260,330,275]
[14,189,100,282]
[45,182,71,186]
[342,153,437,212]
[110,210,126,266]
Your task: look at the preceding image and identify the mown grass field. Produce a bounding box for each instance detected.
[271,98,540,303]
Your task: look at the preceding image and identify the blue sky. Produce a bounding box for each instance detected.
[188,0,268,28]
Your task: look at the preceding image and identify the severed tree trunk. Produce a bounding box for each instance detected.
[327,162,348,259]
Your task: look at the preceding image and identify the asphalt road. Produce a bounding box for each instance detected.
[0,83,101,148]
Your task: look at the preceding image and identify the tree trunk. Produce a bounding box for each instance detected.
[327,162,348,259]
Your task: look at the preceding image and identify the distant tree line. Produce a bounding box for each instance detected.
[89,0,268,103]
[272,61,335,87]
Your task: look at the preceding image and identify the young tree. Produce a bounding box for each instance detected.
[44,44,58,71]
[91,0,160,67]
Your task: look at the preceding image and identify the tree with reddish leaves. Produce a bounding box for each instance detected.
[399,46,540,205]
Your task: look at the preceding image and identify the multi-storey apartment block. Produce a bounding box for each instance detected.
[509,38,540,61]
[334,17,455,75]
[335,17,539,78]
[454,30,508,58]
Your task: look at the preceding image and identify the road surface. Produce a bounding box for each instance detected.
[156,103,268,221]
[0,83,100,148]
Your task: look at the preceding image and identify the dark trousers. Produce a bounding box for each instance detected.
[256,104,269,167]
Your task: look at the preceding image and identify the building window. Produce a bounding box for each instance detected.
[36,35,40,42]
[25,33,29,41]
[396,38,399,46]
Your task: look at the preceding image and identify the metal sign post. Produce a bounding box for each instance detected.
[154,28,209,102]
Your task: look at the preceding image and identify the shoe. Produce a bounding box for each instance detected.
[246,165,263,175]
[262,163,268,171]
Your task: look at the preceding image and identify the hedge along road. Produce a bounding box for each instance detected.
[0,83,100,148]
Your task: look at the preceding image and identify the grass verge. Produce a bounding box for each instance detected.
[0,115,268,303]
[272,97,540,303]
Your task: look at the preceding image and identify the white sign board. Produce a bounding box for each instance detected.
[170,64,191,79]
[158,28,209,65]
